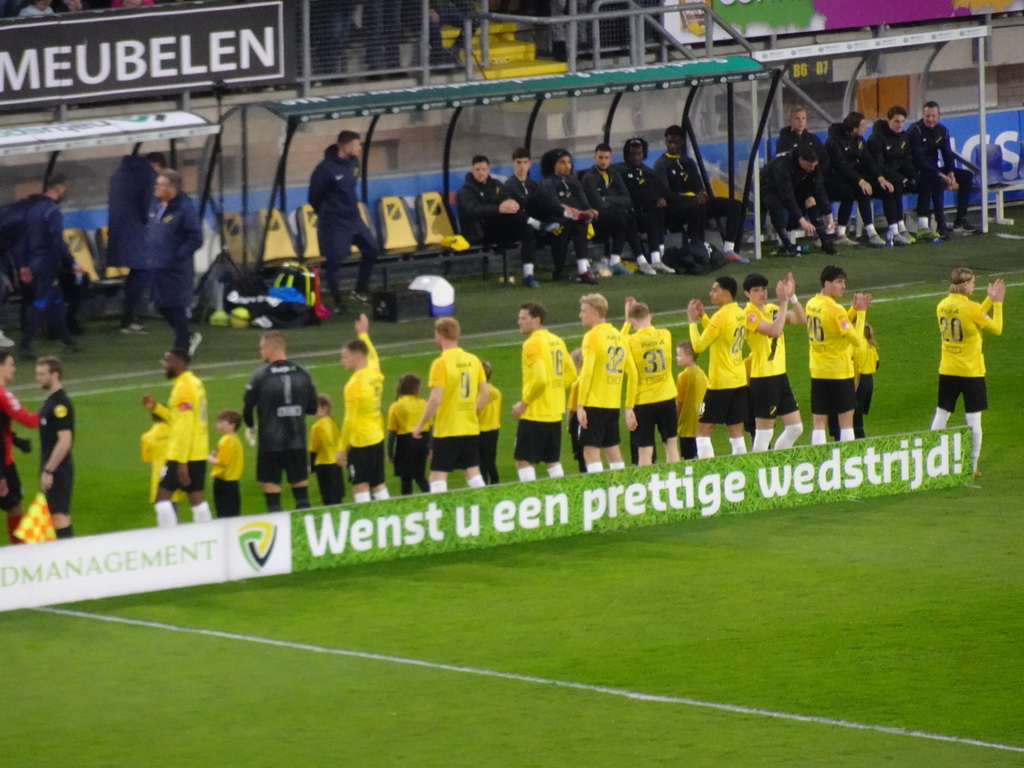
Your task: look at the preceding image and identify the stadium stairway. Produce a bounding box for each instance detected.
[441,22,568,79]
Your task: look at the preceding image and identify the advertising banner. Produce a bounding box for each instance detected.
[0,1,290,108]
[293,430,971,571]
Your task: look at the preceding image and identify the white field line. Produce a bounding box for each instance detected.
[16,280,1024,400]
[34,607,1024,755]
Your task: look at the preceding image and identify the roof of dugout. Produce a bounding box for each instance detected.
[264,57,776,124]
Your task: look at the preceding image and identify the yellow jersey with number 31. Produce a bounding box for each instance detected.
[622,323,676,406]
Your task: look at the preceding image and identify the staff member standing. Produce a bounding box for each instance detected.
[35,356,74,539]
[308,130,379,311]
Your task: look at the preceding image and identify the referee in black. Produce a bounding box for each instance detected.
[243,331,318,512]
[35,356,74,538]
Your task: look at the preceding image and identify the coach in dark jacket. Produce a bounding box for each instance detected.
[308,130,378,311]
[148,169,202,352]
[776,105,829,173]
[108,152,165,333]
[581,143,645,273]
[907,101,975,235]
[456,155,508,245]
[15,176,79,357]
[760,147,835,255]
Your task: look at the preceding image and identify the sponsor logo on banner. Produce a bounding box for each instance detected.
[227,513,292,580]
[237,522,277,572]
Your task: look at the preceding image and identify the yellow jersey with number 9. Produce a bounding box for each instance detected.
[429,347,486,437]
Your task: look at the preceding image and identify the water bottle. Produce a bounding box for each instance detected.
[796,244,810,254]
[73,261,83,285]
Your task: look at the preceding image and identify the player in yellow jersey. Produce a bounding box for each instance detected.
[929,268,1006,475]
[742,271,805,451]
[576,293,635,472]
[413,316,489,493]
[142,347,211,527]
[686,275,748,458]
[675,340,708,460]
[622,297,679,465]
[512,301,576,481]
[339,314,389,503]
[804,265,870,444]
[479,360,502,484]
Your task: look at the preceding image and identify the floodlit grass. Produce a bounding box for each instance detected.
[3,220,1024,765]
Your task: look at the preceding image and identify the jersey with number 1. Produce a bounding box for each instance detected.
[577,322,631,408]
[429,346,486,438]
[689,303,746,390]
[621,323,675,406]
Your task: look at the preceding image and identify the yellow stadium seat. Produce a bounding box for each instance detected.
[256,208,297,263]
[62,228,100,281]
[416,192,456,247]
[94,227,130,279]
[376,196,419,253]
[221,212,245,263]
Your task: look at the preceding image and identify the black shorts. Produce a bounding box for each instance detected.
[314,463,345,505]
[393,433,428,479]
[579,406,620,448]
[159,460,207,494]
[257,449,308,485]
[700,387,748,426]
[856,373,874,415]
[431,435,481,473]
[810,377,857,416]
[45,462,74,517]
[749,374,799,420]
[633,399,678,447]
[514,419,562,465]
[212,478,241,517]
[937,374,987,414]
[347,442,386,487]
[0,462,22,512]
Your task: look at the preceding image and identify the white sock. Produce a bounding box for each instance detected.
[468,474,486,488]
[729,436,747,455]
[887,223,899,236]
[723,241,735,253]
[191,502,212,524]
[752,429,773,452]
[608,461,625,470]
[918,216,930,230]
[930,408,951,430]
[527,216,541,230]
[965,411,983,471]
[864,224,878,236]
[773,423,803,450]
[429,480,447,494]
[586,462,604,473]
[898,220,909,233]
[155,500,177,527]
[811,429,827,445]
[637,255,651,266]
[523,262,535,277]
[354,491,372,503]
[517,466,537,482]
[609,254,621,265]
[650,251,663,264]
[576,258,589,273]
[547,463,564,479]
[839,428,855,442]
[837,225,847,236]
[659,244,665,255]
[696,436,713,459]
[373,487,390,501]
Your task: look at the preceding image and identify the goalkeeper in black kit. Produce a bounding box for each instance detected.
[244,331,319,512]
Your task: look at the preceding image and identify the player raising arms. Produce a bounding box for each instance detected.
[805,265,870,445]
[339,313,389,503]
[929,268,1005,476]
[743,272,806,451]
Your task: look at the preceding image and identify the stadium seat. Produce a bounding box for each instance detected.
[377,196,420,253]
[970,144,1014,187]
[291,205,326,265]
[416,191,456,247]
[62,228,100,281]
[94,227,130,279]
[255,208,298,263]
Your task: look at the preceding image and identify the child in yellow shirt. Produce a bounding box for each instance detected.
[309,394,345,505]
[675,340,709,460]
[386,374,431,495]
[479,360,502,485]
[208,409,244,517]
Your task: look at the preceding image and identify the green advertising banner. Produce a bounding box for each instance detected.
[292,429,970,571]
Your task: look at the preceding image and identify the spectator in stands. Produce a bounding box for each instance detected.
[108,151,166,334]
[867,106,916,245]
[147,169,203,356]
[539,148,598,284]
[15,175,81,360]
[17,0,54,16]
[308,130,379,311]
[776,105,829,172]
[581,143,646,276]
[824,111,898,247]
[654,125,745,263]
[309,0,356,75]
[614,137,669,274]
[908,101,977,238]
[501,148,562,288]
[760,145,836,256]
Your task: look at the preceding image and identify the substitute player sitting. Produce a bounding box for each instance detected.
[621,297,679,466]
[742,272,806,451]
[339,313,389,503]
[929,268,1005,476]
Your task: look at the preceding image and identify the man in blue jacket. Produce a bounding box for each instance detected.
[308,130,379,313]
[15,175,80,359]
[107,152,166,334]
[908,101,976,238]
[147,169,203,355]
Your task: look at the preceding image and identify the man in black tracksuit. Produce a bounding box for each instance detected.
[760,146,835,256]
[581,143,646,276]
[907,101,976,237]
[866,106,917,245]
[824,111,899,246]
[539,148,598,284]
[775,105,829,173]
[500,148,562,288]
[613,137,669,267]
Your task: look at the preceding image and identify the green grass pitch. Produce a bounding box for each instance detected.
[3,222,1023,766]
